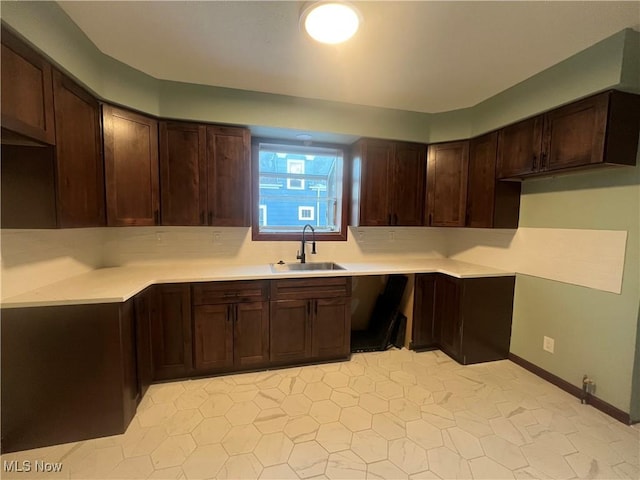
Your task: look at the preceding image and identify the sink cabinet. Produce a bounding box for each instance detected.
[411,273,515,364]
[192,281,270,373]
[270,277,352,364]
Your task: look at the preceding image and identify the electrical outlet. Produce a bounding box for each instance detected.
[358,230,365,243]
[213,231,221,243]
[389,230,395,242]
[543,336,555,353]
[156,231,165,244]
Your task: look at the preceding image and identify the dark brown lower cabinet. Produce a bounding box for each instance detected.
[270,300,313,363]
[134,287,156,400]
[270,278,351,364]
[192,281,269,374]
[1,301,137,453]
[150,284,192,380]
[412,274,515,365]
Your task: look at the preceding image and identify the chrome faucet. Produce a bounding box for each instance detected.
[296,224,317,264]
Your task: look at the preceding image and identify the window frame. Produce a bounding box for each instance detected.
[251,137,350,242]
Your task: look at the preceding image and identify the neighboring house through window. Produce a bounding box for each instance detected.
[253,140,347,241]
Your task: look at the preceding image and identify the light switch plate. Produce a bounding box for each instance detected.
[543,336,555,353]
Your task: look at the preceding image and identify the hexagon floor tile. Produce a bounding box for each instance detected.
[2,349,638,480]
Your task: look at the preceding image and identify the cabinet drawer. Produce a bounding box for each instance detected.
[192,280,269,305]
[270,277,351,301]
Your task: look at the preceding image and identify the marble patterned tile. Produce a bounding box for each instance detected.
[316,422,353,453]
[191,416,232,446]
[350,429,388,463]
[366,459,409,479]
[289,441,330,478]
[216,453,263,480]
[254,432,294,467]
[284,415,320,443]
[326,450,367,479]
[221,425,262,456]
[181,443,228,479]
[427,446,472,480]
[340,406,373,432]
[7,350,640,480]
[150,435,196,470]
[309,399,342,424]
[388,438,430,475]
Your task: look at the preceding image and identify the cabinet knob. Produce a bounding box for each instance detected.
[541,152,547,169]
[532,154,538,170]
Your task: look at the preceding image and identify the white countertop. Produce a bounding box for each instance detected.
[1,259,513,308]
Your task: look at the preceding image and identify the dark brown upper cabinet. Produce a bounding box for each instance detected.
[159,122,207,225]
[351,139,426,226]
[103,105,160,226]
[497,91,640,180]
[426,141,469,227]
[466,132,520,229]
[1,64,105,228]
[159,123,251,227]
[1,26,55,145]
[206,126,251,226]
[53,70,105,227]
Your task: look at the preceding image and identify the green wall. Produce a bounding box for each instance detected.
[2,1,640,416]
[2,2,638,143]
[515,165,640,416]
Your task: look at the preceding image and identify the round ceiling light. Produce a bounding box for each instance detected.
[301,2,361,45]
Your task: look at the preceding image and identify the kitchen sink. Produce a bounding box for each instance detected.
[270,262,346,273]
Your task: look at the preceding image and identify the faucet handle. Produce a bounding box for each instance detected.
[311,241,317,255]
[296,250,302,260]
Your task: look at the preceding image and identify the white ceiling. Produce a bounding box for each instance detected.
[57,1,640,114]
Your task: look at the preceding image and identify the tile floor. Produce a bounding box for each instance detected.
[2,349,639,479]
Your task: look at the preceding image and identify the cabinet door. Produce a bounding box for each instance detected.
[392,142,426,226]
[426,141,469,227]
[496,116,543,178]
[542,93,608,172]
[357,140,392,226]
[206,126,251,226]
[270,300,312,363]
[193,305,234,372]
[103,105,159,226]
[435,275,461,362]
[467,132,497,228]
[151,284,192,380]
[411,274,437,349]
[134,287,156,401]
[159,122,207,225]
[1,27,55,145]
[312,297,351,359]
[234,301,270,367]
[53,70,105,227]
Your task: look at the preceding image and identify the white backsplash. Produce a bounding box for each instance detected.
[0,225,629,298]
[0,228,105,299]
[101,226,448,267]
[446,227,627,294]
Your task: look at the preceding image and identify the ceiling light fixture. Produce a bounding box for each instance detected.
[301,1,361,45]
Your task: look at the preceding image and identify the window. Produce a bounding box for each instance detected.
[298,206,315,221]
[253,139,348,241]
[259,205,267,226]
[286,160,305,190]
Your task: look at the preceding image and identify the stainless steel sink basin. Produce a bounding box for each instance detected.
[270,262,346,273]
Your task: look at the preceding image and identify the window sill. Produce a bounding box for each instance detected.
[251,229,347,242]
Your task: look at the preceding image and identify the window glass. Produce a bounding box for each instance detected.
[256,141,345,236]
